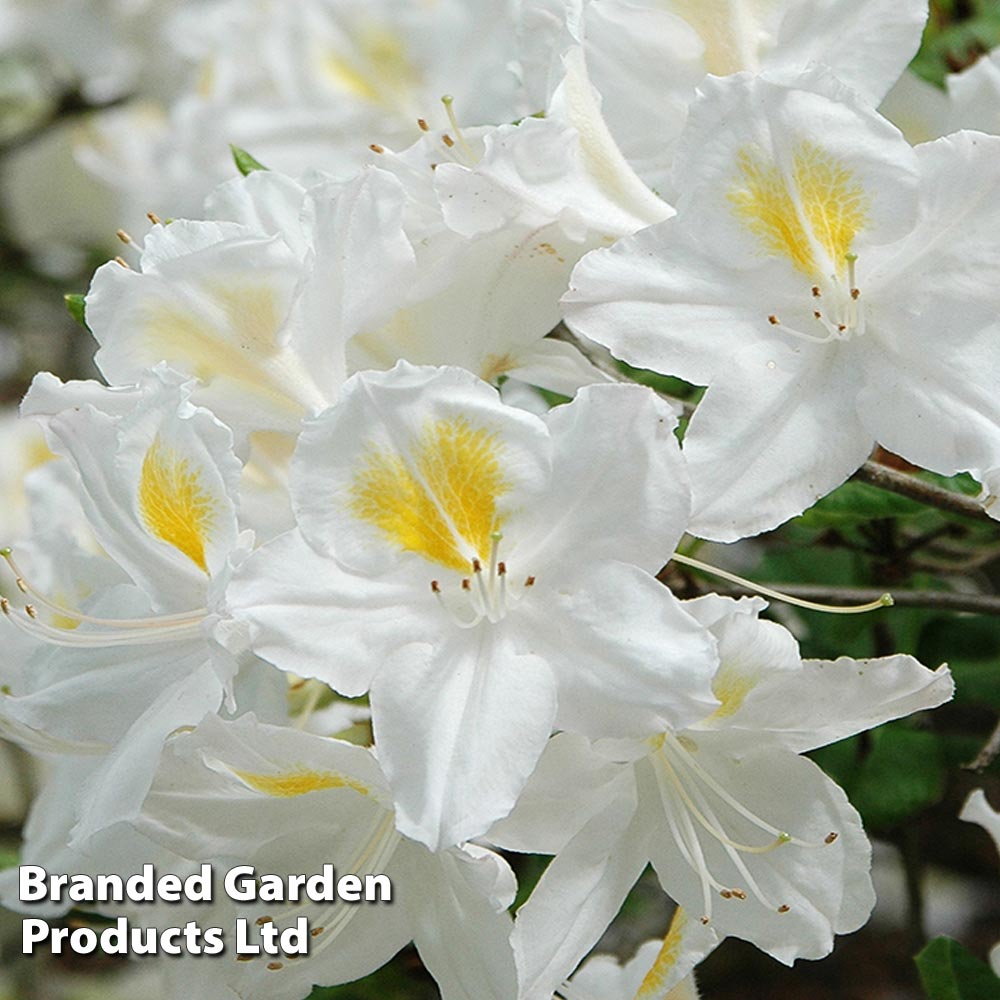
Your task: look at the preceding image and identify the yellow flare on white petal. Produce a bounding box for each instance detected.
[138,436,217,572]
[349,417,507,571]
[708,664,759,721]
[235,767,370,798]
[635,907,690,1000]
[728,141,868,276]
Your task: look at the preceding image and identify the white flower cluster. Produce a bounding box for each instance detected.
[2,1,998,997]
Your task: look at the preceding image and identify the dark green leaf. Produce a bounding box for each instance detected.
[916,936,1000,1000]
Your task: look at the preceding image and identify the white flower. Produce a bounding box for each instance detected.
[0,368,246,842]
[134,712,519,1000]
[497,595,953,997]
[228,362,718,849]
[566,71,1000,539]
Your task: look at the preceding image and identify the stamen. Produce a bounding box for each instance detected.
[0,548,207,628]
[524,575,535,588]
[369,143,385,154]
[768,314,779,325]
[146,212,162,226]
[670,552,893,614]
[441,94,475,162]
[417,118,429,132]
[442,134,455,148]
[114,256,131,269]
[811,286,821,298]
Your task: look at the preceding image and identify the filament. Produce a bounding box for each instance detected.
[670,552,893,614]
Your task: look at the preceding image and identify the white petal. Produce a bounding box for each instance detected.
[683,339,873,541]
[226,530,431,696]
[372,626,558,850]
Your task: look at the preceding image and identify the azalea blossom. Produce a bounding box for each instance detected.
[565,71,1000,539]
[228,362,719,849]
[0,367,247,842]
[134,712,519,1000]
[959,789,1000,976]
[496,595,953,997]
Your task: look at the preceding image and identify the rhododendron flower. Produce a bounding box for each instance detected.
[135,713,518,1000]
[497,596,953,997]
[229,362,719,849]
[566,71,1000,538]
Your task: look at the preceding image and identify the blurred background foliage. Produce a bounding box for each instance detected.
[0,1,998,999]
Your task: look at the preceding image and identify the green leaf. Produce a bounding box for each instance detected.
[916,936,1000,999]
[918,616,1000,710]
[798,479,926,528]
[64,292,88,329]
[811,724,946,831]
[231,144,269,176]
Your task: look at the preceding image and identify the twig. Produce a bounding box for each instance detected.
[703,582,1000,616]
[852,461,993,525]
[964,718,1000,773]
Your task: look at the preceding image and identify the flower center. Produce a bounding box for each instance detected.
[430,531,536,628]
[766,253,866,345]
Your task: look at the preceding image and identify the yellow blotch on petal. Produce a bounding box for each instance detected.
[349,417,507,572]
[636,907,690,999]
[708,662,760,721]
[235,768,370,799]
[138,436,216,572]
[728,141,868,277]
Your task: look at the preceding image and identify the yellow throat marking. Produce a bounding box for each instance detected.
[349,417,507,572]
[235,768,370,799]
[636,907,690,999]
[138,436,216,572]
[729,141,868,277]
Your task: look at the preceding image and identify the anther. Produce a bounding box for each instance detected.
[811,286,821,298]
[116,229,134,245]
[146,212,162,226]
[442,134,455,148]
[472,558,483,574]
[851,288,860,300]
[114,256,130,269]
[255,916,273,926]
[369,143,385,154]
[778,905,790,914]
[837,324,847,332]
[25,605,37,619]
[731,888,747,901]
[700,916,710,926]
[768,314,780,325]
[719,889,732,899]
[497,561,507,576]
[813,311,822,320]
[311,926,324,937]
[431,580,441,594]
[15,578,26,594]
[825,832,838,844]
[461,579,471,591]
[417,118,429,132]
[237,954,255,962]
[0,597,9,614]
[266,962,283,971]
[524,576,536,587]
